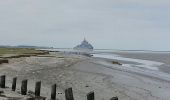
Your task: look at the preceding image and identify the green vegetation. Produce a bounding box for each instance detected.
[0,48,40,54]
[0,48,49,64]
[0,48,48,58]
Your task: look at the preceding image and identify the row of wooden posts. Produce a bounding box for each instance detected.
[0,75,118,100]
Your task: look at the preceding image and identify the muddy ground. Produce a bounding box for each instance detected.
[0,52,170,100]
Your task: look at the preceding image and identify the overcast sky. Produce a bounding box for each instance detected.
[0,0,170,50]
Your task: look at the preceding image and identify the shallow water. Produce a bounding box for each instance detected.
[93,53,164,71]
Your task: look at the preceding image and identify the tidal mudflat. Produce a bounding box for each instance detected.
[0,50,170,100]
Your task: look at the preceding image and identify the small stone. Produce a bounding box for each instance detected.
[85,85,89,87]
[58,92,63,94]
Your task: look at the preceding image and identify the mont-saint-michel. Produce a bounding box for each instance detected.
[74,38,94,50]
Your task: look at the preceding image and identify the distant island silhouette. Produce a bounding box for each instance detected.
[74,38,94,50]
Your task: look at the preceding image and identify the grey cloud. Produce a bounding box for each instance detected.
[0,0,170,50]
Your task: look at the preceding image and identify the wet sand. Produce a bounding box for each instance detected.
[0,52,170,100]
[113,51,170,74]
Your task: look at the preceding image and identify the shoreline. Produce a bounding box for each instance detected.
[111,52,170,75]
[0,51,170,100]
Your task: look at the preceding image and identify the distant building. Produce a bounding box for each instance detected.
[74,38,94,51]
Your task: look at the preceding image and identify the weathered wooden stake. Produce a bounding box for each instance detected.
[65,88,74,100]
[51,84,56,100]
[35,81,41,97]
[110,97,118,100]
[21,80,28,95]
[87,91,94,100]
[0,75,6,88]
[12,77,17,91]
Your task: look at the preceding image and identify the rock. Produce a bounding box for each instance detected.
[112,61,122,65]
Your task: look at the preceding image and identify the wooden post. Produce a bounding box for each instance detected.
[51,84,56,100]
[35,81,41,97]
[110,97,118,100]
[0,75,5,88]
[65,88,74,100]
[21,80,28,95]
[12,77,17,91]
[87,92,94,100]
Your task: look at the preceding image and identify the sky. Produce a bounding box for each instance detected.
[0,0,170,51]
